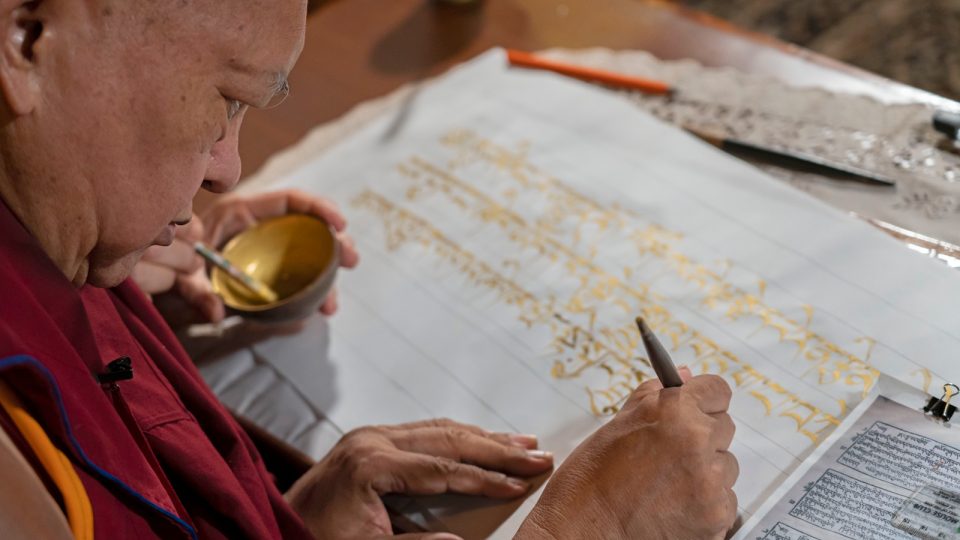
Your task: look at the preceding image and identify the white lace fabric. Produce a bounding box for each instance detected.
[536,48,960,244]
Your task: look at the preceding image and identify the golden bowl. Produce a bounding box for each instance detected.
[210,214,340,323]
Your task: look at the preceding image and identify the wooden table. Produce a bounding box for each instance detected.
[204,0,957,213]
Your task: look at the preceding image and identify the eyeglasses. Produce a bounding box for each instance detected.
[226,76,291,121]
[263,77,290,110]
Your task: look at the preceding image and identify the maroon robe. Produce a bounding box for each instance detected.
[0,199,313,539]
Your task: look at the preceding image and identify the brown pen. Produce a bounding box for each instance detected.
[636,317,684,388]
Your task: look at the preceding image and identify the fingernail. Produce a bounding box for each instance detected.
[507,477,529,490]
[426,534,463,540]
[509,433,538,447]
[526,449,553,460]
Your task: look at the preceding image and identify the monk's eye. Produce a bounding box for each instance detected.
[225,98,246,120]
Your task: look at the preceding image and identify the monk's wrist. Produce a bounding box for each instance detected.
[517,494,617,540]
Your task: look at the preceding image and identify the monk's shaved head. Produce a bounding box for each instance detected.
[0,0,306,287]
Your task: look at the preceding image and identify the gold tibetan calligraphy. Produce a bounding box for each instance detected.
[350,129,894,444]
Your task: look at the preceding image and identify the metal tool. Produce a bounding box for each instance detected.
[686,127,897,186]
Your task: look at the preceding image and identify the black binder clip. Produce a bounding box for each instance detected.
[923,383,958,422]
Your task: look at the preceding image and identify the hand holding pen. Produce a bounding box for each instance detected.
[517,318,740,539]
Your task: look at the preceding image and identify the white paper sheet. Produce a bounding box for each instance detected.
[218,49,960,537]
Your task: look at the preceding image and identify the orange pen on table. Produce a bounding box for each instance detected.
[506,49,673,95]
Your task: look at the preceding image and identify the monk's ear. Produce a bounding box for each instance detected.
[0,0,44,116]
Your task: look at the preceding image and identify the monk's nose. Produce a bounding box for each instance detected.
[203,120,243,194]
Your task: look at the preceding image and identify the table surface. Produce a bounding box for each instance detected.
[205,0,960,522]
[200,0,958,212]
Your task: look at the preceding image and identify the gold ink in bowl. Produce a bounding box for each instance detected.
[210,214,340,323]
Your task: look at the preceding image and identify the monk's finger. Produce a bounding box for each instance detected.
[176,271,225,322]
[174,216,204,244]
[386,419,507,446]
[390,427,553,477]
[204,191,349,247]
[385,419,539,450]
[131,262,176,295]
[715,450,739,489]
[277,190,348,232]
[629,377,665,403]
[725,488,740,531]
[202,202,257,248]
[711,412,736,451]
[369,452,529,499]
[684,375,733,415]
[319,289,338,315]
[337,233,359,268]
[238,190,347,231]
[141,239,203,274]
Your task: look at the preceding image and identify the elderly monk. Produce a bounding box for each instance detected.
[0,0,739,539]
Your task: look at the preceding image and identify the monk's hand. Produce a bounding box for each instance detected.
[285,419,553,540]
[132,216,205,298]
[167,190,359,322]
[517,371,739,540]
